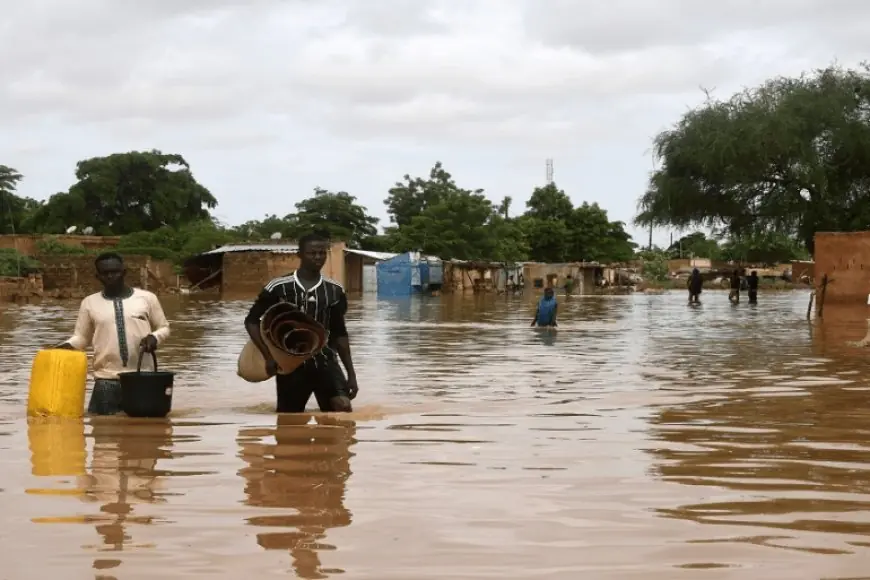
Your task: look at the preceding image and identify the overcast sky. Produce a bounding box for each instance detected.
[2,0,867,246]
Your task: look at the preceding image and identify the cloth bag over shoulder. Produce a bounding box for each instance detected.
[237,302,328,382]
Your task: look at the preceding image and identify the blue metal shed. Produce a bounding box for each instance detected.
[377,252,419,297]
[377,253,443,296]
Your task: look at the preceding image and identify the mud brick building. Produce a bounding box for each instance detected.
[0,234,120,256]
[184,241,347,298]
[813,231,870,305]
[39,255,171,297]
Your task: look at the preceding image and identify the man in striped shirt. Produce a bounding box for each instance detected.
[244,233,358,413]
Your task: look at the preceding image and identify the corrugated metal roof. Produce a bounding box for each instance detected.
[344,248,397,261]
[202,244,298,255]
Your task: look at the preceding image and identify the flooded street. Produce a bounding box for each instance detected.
[2,291,870,579]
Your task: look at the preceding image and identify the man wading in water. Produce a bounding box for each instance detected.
[728,269,742,303]
[531,287,558,328]
[687,268,703,304]
[245,233,359,413]
[60,252,171,415]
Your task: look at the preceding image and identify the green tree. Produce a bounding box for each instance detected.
[28,150,218,235]
[117,219,240,262]
[520,185,636,263]
[635,64,870,254]
[720,231,809,264]
[291,188,379,247]
[525,183,574,222]
[0,166,40,235]
[384,162,464,226]
[389,190,499,260]
[234,214,295,240]
[567,202,636,263]
[519,215,571,262]
[666,231,720,259]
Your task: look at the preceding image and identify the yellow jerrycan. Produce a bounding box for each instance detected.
[27,349,88,418]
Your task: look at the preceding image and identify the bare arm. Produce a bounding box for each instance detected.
[531,306,539,326]
[244,289,279,360]
[60,299,93,350]
[329,294,356,380]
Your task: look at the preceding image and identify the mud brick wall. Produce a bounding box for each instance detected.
[221,242,347,298]
[792,260,815,281]
[39,255,151,293]
[0,274,43,301]
[0,235,121,257]
[814,232,870,305]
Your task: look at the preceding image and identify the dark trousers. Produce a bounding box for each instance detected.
[88,379,123,415]
[275,357,349,413]
[748,289,758,304]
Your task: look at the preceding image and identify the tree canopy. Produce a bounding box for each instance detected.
[2,153,637,265]
[663,230,809,264]
[635,64,870,255]
[25,151,218,235]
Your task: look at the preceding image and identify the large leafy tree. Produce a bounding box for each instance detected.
[666,231,721,259]
[235,188,379,247]
[520,183,635,262]
[388,189,497,260]
[384,161,463,226]
[292,187,379,247]
[635,64,870,254]
[29,150,217,235]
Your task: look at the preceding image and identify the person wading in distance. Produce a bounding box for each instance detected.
[244,233,359,413]
[59,252,171,415]
[531,286,558,328]
[687,268,703,304]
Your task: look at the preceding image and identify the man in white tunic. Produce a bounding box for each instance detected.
[60,252,171,415]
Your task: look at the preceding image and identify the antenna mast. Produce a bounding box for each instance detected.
[545,158,554,184]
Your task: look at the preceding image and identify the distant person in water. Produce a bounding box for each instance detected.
[747,270,759,304]
[59,252,171,415]
[564,275,575,296]
[728,269,742,303]
[531,287,558,328]
[687,268,703,304]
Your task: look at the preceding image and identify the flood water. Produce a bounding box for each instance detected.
[1,290,870,579]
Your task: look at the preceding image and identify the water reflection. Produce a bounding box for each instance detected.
[82,418,174,571]
[9,291,870,577]
[237,414,355,579]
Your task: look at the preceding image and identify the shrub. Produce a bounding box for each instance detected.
[0,249,41,277]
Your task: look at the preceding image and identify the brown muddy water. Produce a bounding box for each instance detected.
[1,291,870,580]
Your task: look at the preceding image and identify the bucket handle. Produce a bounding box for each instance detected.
[137,348,158,373]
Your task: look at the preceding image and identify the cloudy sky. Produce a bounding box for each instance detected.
[2,0,868,246]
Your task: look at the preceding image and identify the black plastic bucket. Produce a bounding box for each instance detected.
[119,351,175,418]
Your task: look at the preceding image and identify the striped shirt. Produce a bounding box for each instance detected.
[245,271,348,361]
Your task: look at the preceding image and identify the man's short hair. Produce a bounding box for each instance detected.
[94,251,124,268]
[298,232,329,252]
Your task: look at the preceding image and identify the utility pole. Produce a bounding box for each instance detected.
[648,224,653,251]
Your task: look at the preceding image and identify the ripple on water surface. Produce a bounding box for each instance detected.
[1,291,870,578]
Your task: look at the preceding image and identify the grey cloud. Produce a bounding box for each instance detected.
[522,0,870,54]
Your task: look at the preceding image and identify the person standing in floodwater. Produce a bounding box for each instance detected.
[747,270,759,304]
[245,233,359,413]
[531,287,558,328]
[728,269,742,303]
[687,268,703,304]
[564,275,575,296]
[59,252,171,415]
